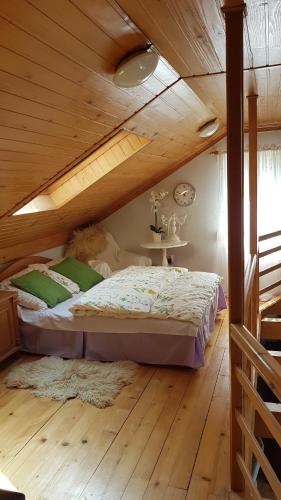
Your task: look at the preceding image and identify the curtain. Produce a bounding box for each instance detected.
[215,148,281,297]
[214,153,228,290]
[258,148,281,297]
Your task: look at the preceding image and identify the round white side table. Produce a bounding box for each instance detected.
[140,240,189,266]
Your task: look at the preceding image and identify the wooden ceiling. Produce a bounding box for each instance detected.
[0,0,280,261]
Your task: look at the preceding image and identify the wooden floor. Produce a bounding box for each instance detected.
[0,309,241,500]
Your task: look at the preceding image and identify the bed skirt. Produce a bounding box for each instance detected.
[20,286,226,368]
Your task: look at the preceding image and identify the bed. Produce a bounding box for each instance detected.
[1,257,226,368]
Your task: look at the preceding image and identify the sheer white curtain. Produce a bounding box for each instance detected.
[215,153,228,290]
[215,148,281,296]
[258,148,281,297]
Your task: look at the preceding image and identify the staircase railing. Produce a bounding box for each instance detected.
[230,324,281,499]
[259,229,281,296]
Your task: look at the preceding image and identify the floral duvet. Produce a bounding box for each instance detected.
[70,266,222,331]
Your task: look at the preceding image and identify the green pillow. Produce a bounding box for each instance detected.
[11,270,72,308]
[50,257,103,292]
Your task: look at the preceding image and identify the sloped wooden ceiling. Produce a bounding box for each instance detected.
[0,0,280,261]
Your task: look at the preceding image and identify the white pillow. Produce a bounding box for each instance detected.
[0,269,48,311]
[28,263,80,294]
[88,260,112,278]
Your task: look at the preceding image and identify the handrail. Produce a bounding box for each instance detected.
[244,254,257,324]
[259,229,281,242]
[259,261,281,277]
[236,410,281,499]
[260,278,281,296]
[235,366,281,446]
[259,244,281,258]
[230,324,281,400]
[230,322,281,498]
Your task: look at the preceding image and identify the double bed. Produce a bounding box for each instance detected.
[1,257,226,369]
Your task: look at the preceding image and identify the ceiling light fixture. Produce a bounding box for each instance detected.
[113,47,159,88]
[198,118,219,138]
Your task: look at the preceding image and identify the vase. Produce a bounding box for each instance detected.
[152,232,162,243]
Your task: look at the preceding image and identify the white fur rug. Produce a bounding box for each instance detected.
[5,357,138,408]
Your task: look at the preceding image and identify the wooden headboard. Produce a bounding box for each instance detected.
[0,256,51,281]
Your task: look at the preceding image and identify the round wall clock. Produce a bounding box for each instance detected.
[173,183,196,206]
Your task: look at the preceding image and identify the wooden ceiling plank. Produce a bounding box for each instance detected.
[0,0,161,106]
[28,0,125,63]
[268,0,281,65]
[0,71,121,128]
[115,0,190,75]
[0,90,112,137]
[0,126,98,152]
[166,0,225,72]
[70,0,146,51]
[0,0,114,80]
[0,108,102,145]
[0,46,134,119]
[0,139,85,158]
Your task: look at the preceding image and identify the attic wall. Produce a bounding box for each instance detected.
[103,130,281,291]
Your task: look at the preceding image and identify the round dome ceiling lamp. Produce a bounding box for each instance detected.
[113,47,159,88]
[198,118,219,138]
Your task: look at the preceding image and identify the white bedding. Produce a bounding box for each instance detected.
[18,284,221,338]
[70,266,221,326]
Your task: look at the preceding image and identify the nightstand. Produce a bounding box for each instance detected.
[0,291,20,362]
[140,241,189,266]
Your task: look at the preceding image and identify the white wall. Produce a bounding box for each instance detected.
[34,245,65,260]
[103,130,281,284]
[103,143,221,272]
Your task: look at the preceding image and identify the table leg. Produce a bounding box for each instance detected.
[162,248,168,266]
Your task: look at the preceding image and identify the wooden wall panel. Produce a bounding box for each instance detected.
[0,0,280,261]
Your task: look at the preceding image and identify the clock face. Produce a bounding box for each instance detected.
[173,183,196,206]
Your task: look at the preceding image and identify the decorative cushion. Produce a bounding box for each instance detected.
[28,263,80,294]
[11,270,72,308]
[0,282,48,310]
[0,269,48,310]
[87,260,112,279]
[50,257,104,292]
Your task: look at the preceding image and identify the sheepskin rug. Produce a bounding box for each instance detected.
[5,357,138,408]
[66,225,107,263]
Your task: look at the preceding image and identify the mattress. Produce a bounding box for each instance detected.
[19,286,226,368]
[18,289,215,338]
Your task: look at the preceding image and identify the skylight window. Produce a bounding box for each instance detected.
[13,130,150,216]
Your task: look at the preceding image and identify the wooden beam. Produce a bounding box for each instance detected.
[223,0,246,492]
[247,94,259,337]
[248,95,258,258]
[0,231,70,264]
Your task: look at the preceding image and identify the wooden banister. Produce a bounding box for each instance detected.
[231,324,281,400]
[244,254,257,325]
[259,244,281,258]
[259,261,281,277]
[236,453,262,500]
[235,366,281,446]
[259,229,281,242]
[260,279,281,296]
[236,410,281,499]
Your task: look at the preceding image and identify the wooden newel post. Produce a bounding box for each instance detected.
[222,0,246,492]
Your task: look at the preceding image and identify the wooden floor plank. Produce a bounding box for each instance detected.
[186,351,230,500]
[0,309,230,500]
[141,313,228,499]
[79,368,191,500]
[3,366,154,500]
[0,355,64,470]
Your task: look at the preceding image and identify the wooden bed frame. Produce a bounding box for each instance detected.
[0,256,50,281]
